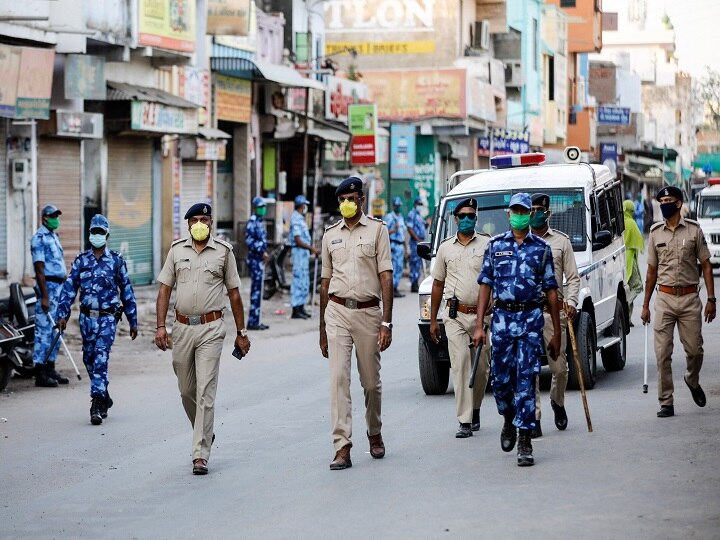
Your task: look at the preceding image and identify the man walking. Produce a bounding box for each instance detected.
[406,197,426,293]
[30,204,69,387]
[319,177,394,470]
[155,203,251,475]
[474,193,560,467]
[623,199,644,323]
[529,193,580,437]
[641,186,715,418]
[429,198,491,438]
[290,195,320,319]
[384,197,406,298]
[56,215,138,425]
[245,196,269,330]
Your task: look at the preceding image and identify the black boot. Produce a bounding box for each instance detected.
[47,363,69,385]
[471,409,480,432]
[35,364,58,388]
[299,306,312,318]
[411,282,419,293]
[90,397,103,425]
[500,410,517,452]
[99,391,113,419]
[291,306,307,319]
[517,429,534,466]
[530,419,543,439]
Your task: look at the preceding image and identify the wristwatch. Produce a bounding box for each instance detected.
[381,321,393,330]
[238,328,248,337]
[708,297,717,304]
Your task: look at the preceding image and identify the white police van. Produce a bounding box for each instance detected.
[416,150,628,395]
[695,178,720,267]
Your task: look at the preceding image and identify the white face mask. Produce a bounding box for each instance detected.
[89,233,107,248]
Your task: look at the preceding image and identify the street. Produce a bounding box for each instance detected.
[1,286,719,540]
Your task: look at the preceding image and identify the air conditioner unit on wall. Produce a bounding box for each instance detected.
[472,20,490,50]
[505,61,524,87]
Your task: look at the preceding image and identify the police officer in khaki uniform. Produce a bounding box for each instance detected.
[429,197,491,438]
[155,203,251,475]
[319,177,394,470]
[529,193,580,437]
[641,186,716,418]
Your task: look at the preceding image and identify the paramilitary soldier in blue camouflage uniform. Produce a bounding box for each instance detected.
[384,197,407,298]
[406,197,426,293]
[474,193,561,467]
[290,195,320,319]
[245,196,269,330]
[57,214,138,426]
[30,204,70,387]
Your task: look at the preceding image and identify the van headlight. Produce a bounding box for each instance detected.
[419,294,431,320]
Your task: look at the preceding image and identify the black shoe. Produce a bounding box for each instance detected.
[517,430,535,467]
[99,391,113,419]
[90,397,103,425]
[471,409,480,431]
[247,324,269,330]
[411,283,419,293]
[47,364,69,385]
[530,420,543,439]
[501,411,517,452]
[657,405,674,418]
[456,423,473,438]
[551,400,568,431]
[393,289,405,298]
[34,364,58,388]
[684,376,706,407]
[300,307,312,318]
[291,307,306,319]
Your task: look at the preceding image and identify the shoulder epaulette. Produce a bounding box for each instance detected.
[490,232,506,242]
[440,236,454,244]
[325,220,342,231]
[552,228,569,239]
[215,238,234,251]
[110,250,123,259]
[171,237,188,246]
[368,215,384,223]
[684,218,700,227]
[476,231,491,238]
[650,222,664,232]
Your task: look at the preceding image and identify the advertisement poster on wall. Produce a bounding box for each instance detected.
[390,124,416,179]
[139,0,196,52]
[413,135,436,212]
[349,103,377,166]
[0,45,21,118]
[15,47,55,119]
[207,0,250,35]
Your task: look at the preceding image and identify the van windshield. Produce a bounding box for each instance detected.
[699,197,720,218]
[436,189,586,252]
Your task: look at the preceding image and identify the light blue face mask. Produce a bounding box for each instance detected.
[457,215,476,234]
[89,233,107,248]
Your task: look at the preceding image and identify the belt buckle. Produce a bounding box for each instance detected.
[188,315,201,325]
[90,310,99,317]
[345,299,358,309]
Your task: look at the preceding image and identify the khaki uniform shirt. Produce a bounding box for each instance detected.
[539,228,580,308]
[321,213,393,301]
[432,232,489,305]
[157,236,242,315]
[647,218,710,287]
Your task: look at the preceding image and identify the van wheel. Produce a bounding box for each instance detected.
[0,356,12,392]
[419,336,449,395]
[568,311,597,390]
[601,300,627,371]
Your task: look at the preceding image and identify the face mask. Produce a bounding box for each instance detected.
[509,213,531,231]
[300,205,308,215]
[46,217,59,230]
[660,202,679,219]
[190,222,210,241]
[89,233,107,248]
[394,206,402,214]
[256,207,267,217]
[530,210,548,229]
[457,216,476,234]
[339,200,358,219]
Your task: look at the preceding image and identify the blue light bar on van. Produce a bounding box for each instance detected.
[490,153,546,169]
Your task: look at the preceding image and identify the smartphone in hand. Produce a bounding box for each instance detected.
[232,346,244,360]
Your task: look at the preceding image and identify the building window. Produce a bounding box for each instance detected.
[569,112,577,125]
[561,0,576,7]
[549,56,555,101]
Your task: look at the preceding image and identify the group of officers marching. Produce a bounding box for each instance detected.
[28,177,714,474]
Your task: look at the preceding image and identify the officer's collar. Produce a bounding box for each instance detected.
[342,213,367,229]
[183,235,217,249]
[503,229,538,242]
[453,231,479,243]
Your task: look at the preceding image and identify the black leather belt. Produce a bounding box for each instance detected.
[80,306,118,318]
[330,295,380,309]
[494,299,545,312]
[45,275,66,284]
[391,239,404,245]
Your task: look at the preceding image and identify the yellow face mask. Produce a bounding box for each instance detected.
[190,222,210,241]
[339,200,358,219]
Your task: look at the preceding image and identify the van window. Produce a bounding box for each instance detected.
[606,184,625,237]
[699,196,720,218]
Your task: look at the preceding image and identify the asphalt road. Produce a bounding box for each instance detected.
[1,282,719,540]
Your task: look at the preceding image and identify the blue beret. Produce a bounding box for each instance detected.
[335,176,364,197]
[41,204,61,217]
[252,196,266,207]
[414,197,424,206]
[531,193,550,209]
[294,195,310,206]
[656,185,683,202]
[453,197,478,215]
[89,214,109,233]
[509,193,532,209]
[184,203,212,219]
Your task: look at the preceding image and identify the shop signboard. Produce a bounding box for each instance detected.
[597,106,631,125]
[349,104,377,165]
[196,138,227,160]
[138,0,196,52]
[0,45,21,118]
[15,47,55,119]
[215,75,251,123]
[324,75,369,124]
[477,128,530,157]
[390,124,415,179]
[130,101,198,134]
[207,0,250,35]
[65,54,106,100]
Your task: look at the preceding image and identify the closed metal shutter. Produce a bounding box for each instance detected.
[0,119,7,275]
[107,137,153,285]
[37,138,82,270]
[180,161,210,219]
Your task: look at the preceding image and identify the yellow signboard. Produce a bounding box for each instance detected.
[326,41,435,55]
[139,0,196,53]
[215,75,251,123]
[207,0,251,36]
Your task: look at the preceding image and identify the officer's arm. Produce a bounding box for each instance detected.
[156,284,172,330]
[379,270,393,324]
[385,216,398,234]
[546,288,561,338]
[227,287,246,331]
[118,259,138,328]
[564,240,581,309]
[33,261,48,305]
[56,258,81,322]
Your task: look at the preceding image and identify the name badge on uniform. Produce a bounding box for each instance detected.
[495,251,512,257]
[331,239,343,245]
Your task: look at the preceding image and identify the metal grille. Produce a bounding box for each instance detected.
[711,234,720,245]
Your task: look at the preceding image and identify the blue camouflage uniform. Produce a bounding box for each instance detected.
[56,248,137,398]
[290,209,311,308]
[384,209,406,290]
[245,214,267,326]
[30,224,66,366]
[406,205,426,287]
[478,230,557,430]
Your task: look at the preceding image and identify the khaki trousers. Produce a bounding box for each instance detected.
[444,312,490,423]
[535,311,568,419]
[654,291,704,406]
[325,302,383,452]
[171,319,226,460]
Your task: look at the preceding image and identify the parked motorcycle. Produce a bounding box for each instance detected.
[263,243,291,300]
[0,283,37,391]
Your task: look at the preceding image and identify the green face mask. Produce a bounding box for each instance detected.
[46,217,60,230]
[509,213,531,231]
[256,207,267,217]
[530,210,548,229]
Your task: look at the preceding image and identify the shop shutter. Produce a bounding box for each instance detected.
[180,161,210,218]
[107,137,153,285]
[37,138,82,270]
[0,119,7,275]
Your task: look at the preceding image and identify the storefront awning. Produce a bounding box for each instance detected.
[198,127,232,139]
[307,126,350,143]
[106,82,198,108]
[210,57,324,91]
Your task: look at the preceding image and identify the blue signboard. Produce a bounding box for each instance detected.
[600,142,617,163]
[477,128,530,156]
[390,124,416,179]
[597,106,631,125]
